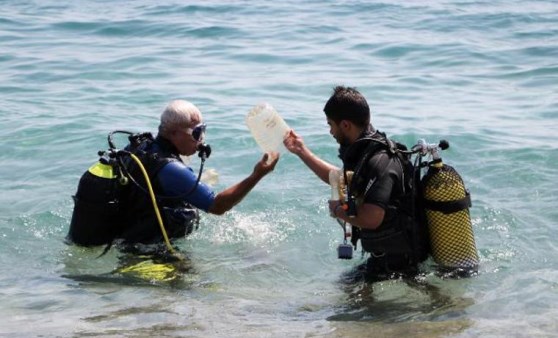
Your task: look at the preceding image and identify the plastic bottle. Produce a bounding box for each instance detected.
[342,170,353,236]
[329,169,352,237]
[341,171,354,201]
[246,103,290,154]
[201,168,219,186]
[328,169,340,218]
[328,169,341,200]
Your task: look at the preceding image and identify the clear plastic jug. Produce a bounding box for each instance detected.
[246,102,290,154]
[329,169,341,200]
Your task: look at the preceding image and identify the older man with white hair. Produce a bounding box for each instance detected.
[158,99,278,213]
[121,99,279,244]
[69,99,279,247]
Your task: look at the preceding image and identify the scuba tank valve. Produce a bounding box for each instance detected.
[412,139,449,160]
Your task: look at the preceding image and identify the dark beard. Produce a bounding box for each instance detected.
[337,125,377,163]
[337,133,351,147]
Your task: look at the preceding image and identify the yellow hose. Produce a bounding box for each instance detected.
[128,153,175,254]
[117,260,178,282]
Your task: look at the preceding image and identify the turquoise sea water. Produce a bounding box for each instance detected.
[1,1,557,337]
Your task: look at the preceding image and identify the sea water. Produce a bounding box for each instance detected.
[1,1,557,337]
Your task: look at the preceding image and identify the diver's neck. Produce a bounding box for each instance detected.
[348,124,375,145]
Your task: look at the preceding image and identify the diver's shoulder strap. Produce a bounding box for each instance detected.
[352,133,408,178]
[129,136,181,179]
[349,133,406,201]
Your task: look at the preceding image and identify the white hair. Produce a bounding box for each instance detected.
[158,100,201,137]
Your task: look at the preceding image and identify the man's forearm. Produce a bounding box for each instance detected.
[297,147,339,184]
[209,172,264,215]
[333,202,385,230]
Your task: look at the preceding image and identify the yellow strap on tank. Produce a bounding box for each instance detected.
[128,153,176,255]
[88,162,115,179]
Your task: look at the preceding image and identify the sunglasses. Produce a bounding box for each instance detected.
[185,123,206,142]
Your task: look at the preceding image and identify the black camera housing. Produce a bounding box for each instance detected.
[337,243,353,259]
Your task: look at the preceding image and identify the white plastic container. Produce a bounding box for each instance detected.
[201,168,219,186]
[246,102,290,154]
[328,169,341,200]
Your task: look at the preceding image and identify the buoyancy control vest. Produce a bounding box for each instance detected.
[118,135,199,244]
[68,132,199,247]
[339,129,430,270]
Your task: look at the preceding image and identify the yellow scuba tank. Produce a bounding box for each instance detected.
[417,140,478,271]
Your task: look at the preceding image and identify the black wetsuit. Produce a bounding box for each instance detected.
[118,136,200,245]
[340,127,428,277]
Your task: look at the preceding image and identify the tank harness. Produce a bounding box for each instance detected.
[337,132,429,273]
[68,131,211,259]
[335,132,479,274]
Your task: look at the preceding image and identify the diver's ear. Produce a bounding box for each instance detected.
[339,119,351,131]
